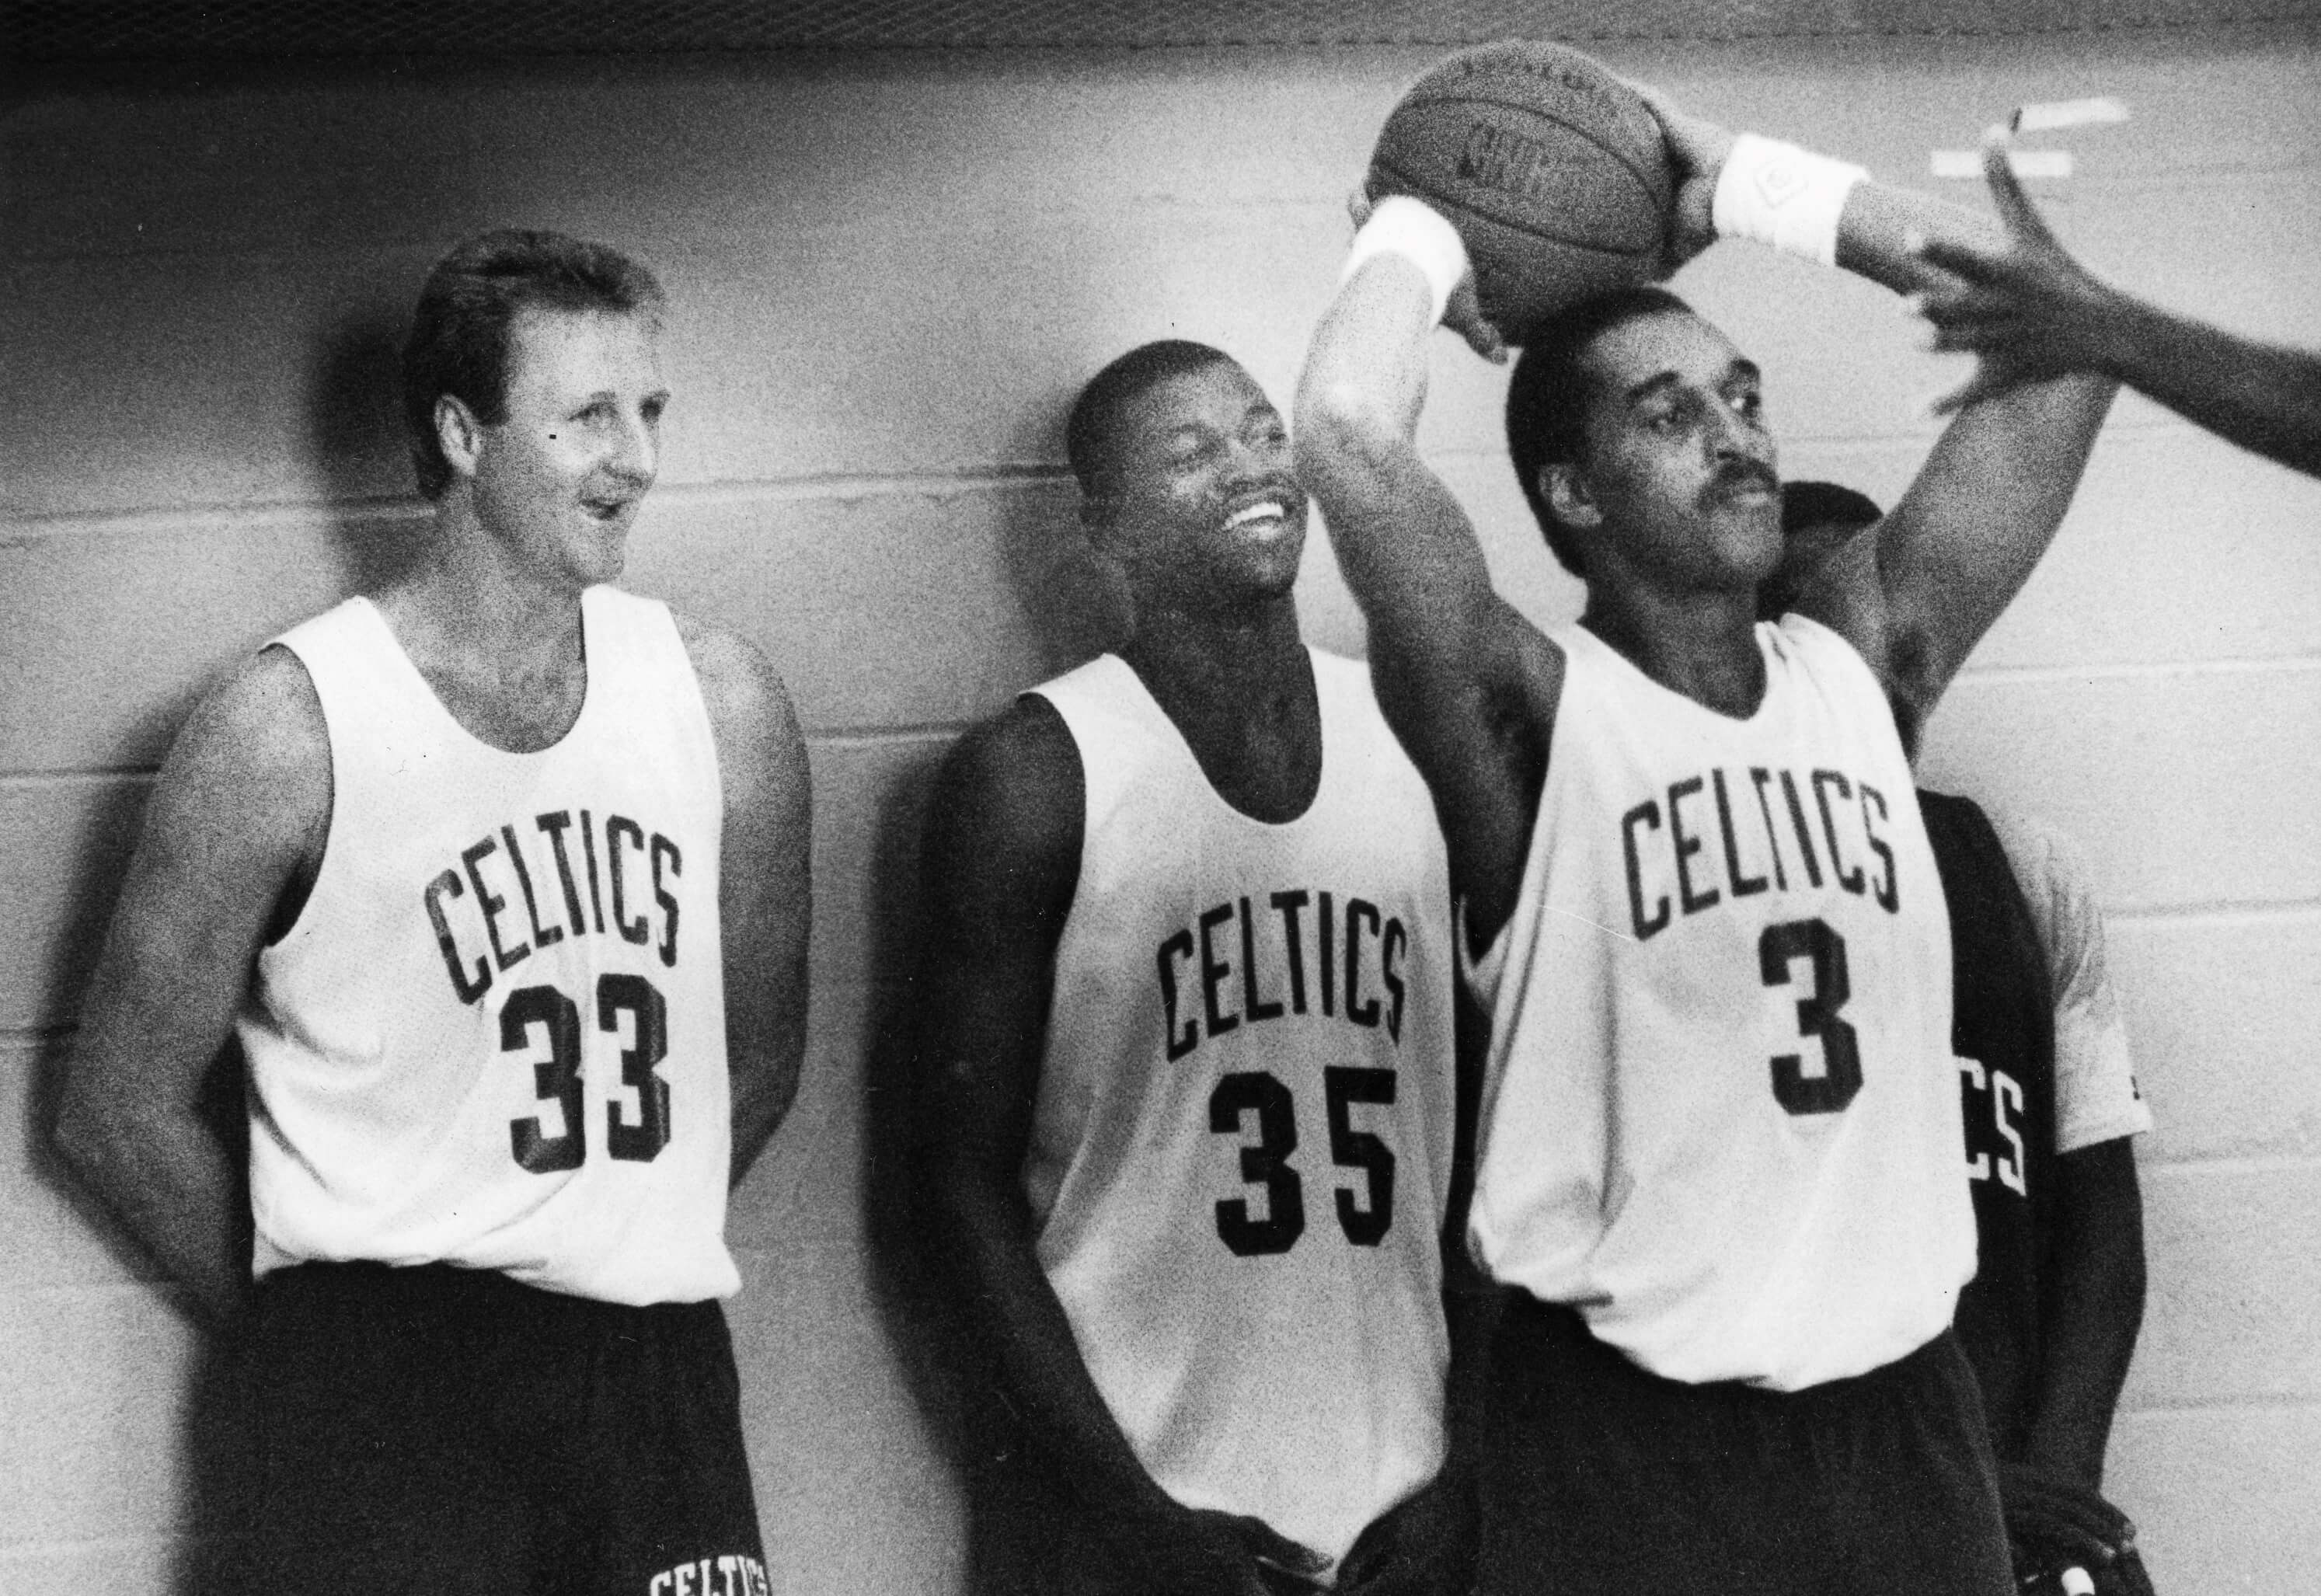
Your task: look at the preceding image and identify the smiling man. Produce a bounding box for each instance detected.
[913,340,1476,1595]
[54,230,810,1596]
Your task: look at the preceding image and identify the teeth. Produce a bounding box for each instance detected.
[1226,501,1285,530]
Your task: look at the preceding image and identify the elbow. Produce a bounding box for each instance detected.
[1296,377,1384,452]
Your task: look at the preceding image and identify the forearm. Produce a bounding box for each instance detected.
[728,967,807,1188]
[728,1037,802,1190]
[55,1090,248,1322]
[2025,1141,2147,1485]
[1295,260,1500,666]
[1833,178,2002,297]
[925,1165,1177,1526]
[2100,296,2321,478]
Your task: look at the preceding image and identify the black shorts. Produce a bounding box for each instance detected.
[240,1261,767,1596]
[1475,1292,2010,1596]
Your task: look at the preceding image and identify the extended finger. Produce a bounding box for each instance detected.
[1981,135,2060,248]
[1914,234,2007,284]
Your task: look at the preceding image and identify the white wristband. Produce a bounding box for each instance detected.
[1711,133,1868,267]
[1341,195,1469,326]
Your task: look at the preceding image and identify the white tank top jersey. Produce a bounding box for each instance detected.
[1466,615,1972,1391]
[1027,649,1456,1566]
[239,587,740,1305]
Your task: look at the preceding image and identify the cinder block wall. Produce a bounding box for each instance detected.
[5,26,2317,1592]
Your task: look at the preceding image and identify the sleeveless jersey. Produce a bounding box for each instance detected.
[239,587,739,1305]
[1027,649,1456,1564]
[1921,788,2058,1458]
[1466,615,1972,1390]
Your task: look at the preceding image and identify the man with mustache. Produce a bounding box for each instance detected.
[914,340,1477,1594]
[54,229,810,1595]
[1294,89,2116,1594]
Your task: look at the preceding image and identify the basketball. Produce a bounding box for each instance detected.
[1368,40,1675,337]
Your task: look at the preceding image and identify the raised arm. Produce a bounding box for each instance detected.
[678,616,813,1188]
[1661,106,2118,723]
[910,702,1321,1596]
[1918,139,2321,479]
[1293,206,1564,945]
[53,648,331,1322]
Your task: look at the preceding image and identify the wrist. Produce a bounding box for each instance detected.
[1711,132,1868,267]
[1343,195,1470,326]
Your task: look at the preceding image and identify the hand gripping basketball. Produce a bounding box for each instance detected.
[1365,40,1679,340]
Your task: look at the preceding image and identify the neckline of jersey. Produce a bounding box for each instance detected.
[350,591,602,760]
[1112,645,1332,833]
[1573,618,1787,731]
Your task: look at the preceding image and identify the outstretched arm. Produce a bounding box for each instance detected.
[1918,139,2321,479]
[911,704,1325,1596]
[53,649,331,1322]
[1293,203,1563,947]
[678,616,813,1188]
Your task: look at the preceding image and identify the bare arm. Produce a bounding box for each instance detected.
[1919,141,2321,479]
[678,615,812,1188]
[1788,146,2117,723]
[911,702,1320,1596]
[1293,238,1564,947]
[52,647,330,1322]
[2028,1138,2145,1486]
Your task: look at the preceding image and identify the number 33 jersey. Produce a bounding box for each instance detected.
[1468,616,1971,1392]
[1026,650,1456,1566]
[238,587,738,1306]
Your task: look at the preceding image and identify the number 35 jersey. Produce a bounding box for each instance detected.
[239,588,738,1306]
[1467,616,1971,1392]
[1026,650,1455,1565]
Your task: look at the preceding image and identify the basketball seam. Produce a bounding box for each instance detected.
[1395,91,1670,203]
[1371,151,1652,260]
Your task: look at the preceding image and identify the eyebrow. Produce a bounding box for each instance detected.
[1623,357,1762,409]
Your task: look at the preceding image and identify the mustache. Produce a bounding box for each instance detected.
[1705,460,1779,500]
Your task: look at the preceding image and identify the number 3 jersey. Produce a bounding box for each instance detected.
[1026,649,1456,1565]
[237,587,738,1306]
[1466,615,1971,1392]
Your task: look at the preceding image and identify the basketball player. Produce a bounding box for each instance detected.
[1917,138,2321,479]
[1292,85,2118,1594]
[912,340,1476,1595]
[53,229,810,1595]
[1776,484,2156,1596]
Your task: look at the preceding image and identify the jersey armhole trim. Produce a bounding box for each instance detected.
[256,639,338,955]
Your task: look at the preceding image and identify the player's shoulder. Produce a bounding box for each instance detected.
[158,643,333,859]
[669,608,796,734]
[925,696,1085,886]
[942,695,1082,824]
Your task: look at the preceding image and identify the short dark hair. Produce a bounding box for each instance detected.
[401,229,665,499]
[1504,284,1695,574]
[1065,340,1237,499]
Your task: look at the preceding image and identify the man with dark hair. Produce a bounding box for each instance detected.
[915,340,1479,1595]
[1775,485,2156,1596]
[55,228,810,1595]
[1296,84,2116,1595]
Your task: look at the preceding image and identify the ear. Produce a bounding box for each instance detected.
[1544,462,1601,530]
[434,394,486,483]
